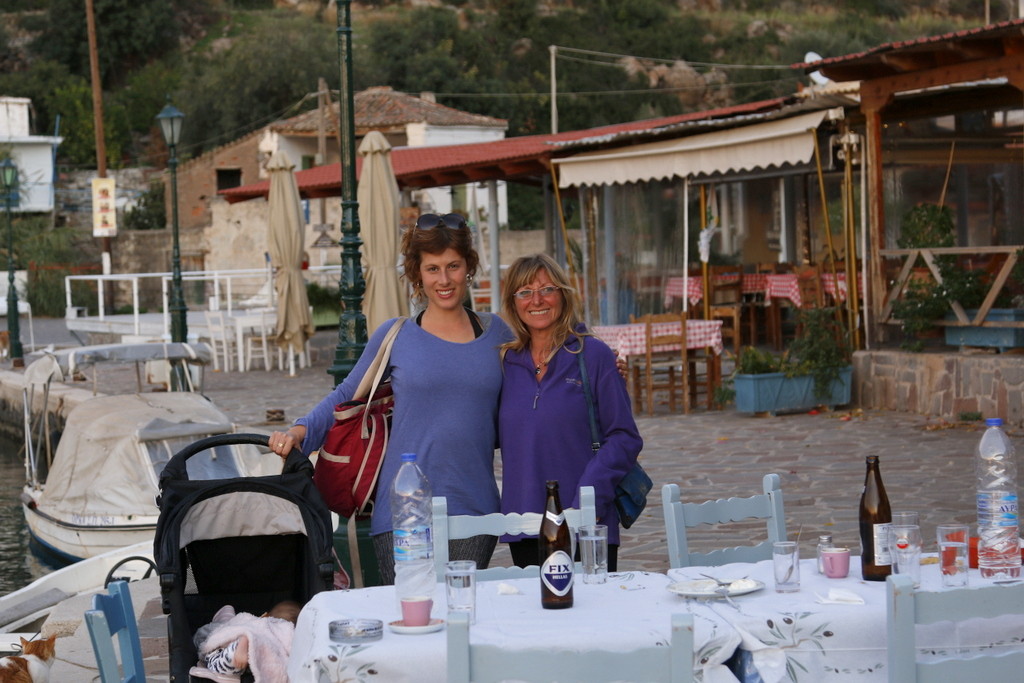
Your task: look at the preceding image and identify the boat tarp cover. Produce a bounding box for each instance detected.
[39,393,239,519]
[50,342,213,375]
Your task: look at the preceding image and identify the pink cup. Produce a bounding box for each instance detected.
[400,597,433,627]
[822,547,850,578]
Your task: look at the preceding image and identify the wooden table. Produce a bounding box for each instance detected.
[663,273,857,308]
[592,319,724,356]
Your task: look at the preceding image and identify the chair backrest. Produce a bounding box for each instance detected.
[204,309,228,334]
[709,265,743,305]
[886,574,1024,681]
[446,610,694,683]
[639,312,687,363]
[433,487,597,581]
[84,580,146,683]
[662,474,787,568]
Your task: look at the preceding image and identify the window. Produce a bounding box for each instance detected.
[216,168,242,191]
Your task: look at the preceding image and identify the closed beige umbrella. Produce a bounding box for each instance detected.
[358,131,408,332]
[267,150,314,374]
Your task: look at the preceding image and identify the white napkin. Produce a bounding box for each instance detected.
[814,588,865,605]
[496,582,522,595]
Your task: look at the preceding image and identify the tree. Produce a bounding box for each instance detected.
[31,0,183,88]
[179,14,338,154]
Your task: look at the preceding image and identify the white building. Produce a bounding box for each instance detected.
[0,96,63,213]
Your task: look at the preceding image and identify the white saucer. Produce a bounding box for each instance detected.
[387,618,445,635]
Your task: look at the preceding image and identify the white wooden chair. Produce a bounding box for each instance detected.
[244,309,275,371]
[662,473,787,568]
[84,580,146,683]
[203,310,234,372]
[886,573,1024,681]
[432,486,596,581]
[446,610,694,683]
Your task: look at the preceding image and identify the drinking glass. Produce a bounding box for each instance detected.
[890,524,922,587]
[892,511,919,526]
[579,524,608,584]
[772,541,800,593]
[936,524,969,588]
[445,560,477,624]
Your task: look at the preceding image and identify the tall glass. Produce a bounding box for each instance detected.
[890,524,922,587]
[936,524,969,588]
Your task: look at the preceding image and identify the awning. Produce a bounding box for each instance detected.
[554,110,832,188]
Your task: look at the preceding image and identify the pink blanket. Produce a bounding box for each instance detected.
[198,611,294,682]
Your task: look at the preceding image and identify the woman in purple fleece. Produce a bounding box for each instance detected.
[498,254,643,570]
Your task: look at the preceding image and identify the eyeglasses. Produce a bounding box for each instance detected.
[415,213,467,231]
[513,286,560,300]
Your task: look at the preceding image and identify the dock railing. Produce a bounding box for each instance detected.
[65,266,339,337]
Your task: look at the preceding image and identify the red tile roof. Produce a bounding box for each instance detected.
[271,86,507,136]
[222,96,793,203]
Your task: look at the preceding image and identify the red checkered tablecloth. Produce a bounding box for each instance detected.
[765,273,801,306]
[592,319,724,356]
[663,274,767,307]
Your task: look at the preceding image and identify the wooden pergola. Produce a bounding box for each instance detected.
[804,20,1024,344]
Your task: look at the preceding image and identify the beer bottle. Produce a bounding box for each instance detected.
[858,455,892,581]
[540,480,573,609]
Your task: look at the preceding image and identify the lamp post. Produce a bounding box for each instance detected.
[0,159,23,367]
[327,0,367,386]
[156,102,188,390]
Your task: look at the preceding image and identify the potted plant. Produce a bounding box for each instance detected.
[732,307,853,414]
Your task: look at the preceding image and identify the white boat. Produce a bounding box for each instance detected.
[0,541,154,638]
[19,343,276,563]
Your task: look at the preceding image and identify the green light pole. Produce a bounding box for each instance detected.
[156,102,189,390]
[0,159,23,367]
[327,0,367,386]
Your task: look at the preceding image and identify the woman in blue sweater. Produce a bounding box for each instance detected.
[498,254,643,570]
[269,213,512,582]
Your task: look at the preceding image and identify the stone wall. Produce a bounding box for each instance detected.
[853,349,1024,427]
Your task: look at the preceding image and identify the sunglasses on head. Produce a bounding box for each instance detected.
[415,213,467,231]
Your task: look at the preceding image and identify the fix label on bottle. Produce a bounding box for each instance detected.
[541,550,574,596]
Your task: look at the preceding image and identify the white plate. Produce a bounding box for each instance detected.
[667,578,765,598]
[387,618,445,635]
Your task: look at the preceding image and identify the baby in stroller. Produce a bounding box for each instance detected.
[190,600,301,682]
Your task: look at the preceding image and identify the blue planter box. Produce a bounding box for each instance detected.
[944,309,1024,350]
[734,367,853,414]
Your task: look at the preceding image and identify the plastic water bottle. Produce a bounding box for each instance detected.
[976,418,1022,579]
[392,453,436,601]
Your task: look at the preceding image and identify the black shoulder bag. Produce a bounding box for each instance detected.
[576,349,652,529]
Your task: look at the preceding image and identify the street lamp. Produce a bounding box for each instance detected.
[0,158,24,367]
[156,102,188,390]
[327,0,367,386]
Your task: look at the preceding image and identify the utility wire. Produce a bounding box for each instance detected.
[552,44,798,71]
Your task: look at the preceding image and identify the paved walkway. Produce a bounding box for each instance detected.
[18,321,999,680]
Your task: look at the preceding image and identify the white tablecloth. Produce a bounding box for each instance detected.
[668,557,1024,682]
[287,571,742,683]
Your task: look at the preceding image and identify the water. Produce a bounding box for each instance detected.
[0,435,59,595]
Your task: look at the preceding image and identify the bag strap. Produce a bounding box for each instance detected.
[353,317,407,401]
[576,346,601,453]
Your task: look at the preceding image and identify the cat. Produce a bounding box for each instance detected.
[0,635,56,683]
[0,330,9,359]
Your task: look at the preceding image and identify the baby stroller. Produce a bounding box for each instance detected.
[155,433,334,682]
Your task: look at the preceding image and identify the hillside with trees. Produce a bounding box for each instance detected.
[1,0,1002,170]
